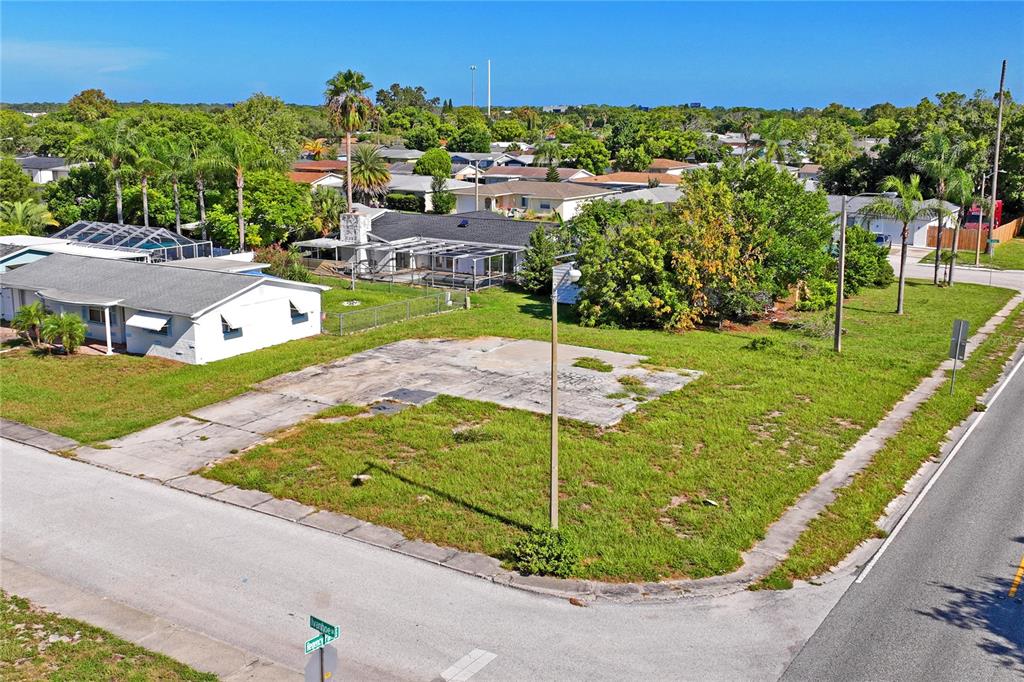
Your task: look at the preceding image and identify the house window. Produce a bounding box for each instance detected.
[152,320,170,336]
[221,316,242,339]
[520,197,528,208]
[87,307,104,323]
[289,301,309,324]
[539,202,552,210]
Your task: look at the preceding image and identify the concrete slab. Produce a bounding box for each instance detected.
[211,486,274,508]
[395,539,459,564]
[345,522,406,549]
[167,474,232,496]
[252,497,316,521]
[442,551,503,577]
[0,418,78,452]
[299,510,365,535]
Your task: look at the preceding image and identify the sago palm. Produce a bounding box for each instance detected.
[12,300,47,347]
[41,312,88,354]
[0,200,57,236]
[348,144,391,206]
[864,175,947,314]
[324,69,374,212]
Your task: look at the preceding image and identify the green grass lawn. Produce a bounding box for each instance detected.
[315,276,428,314]
[918,238,1024,270]
[758,300,1024,589]
[194,282,1013,582]
[0,590,215,681]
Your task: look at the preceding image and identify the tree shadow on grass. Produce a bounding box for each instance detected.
[361,462,535,533]
[916,575,1024,675]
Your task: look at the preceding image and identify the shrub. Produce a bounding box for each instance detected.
[413,148,452,177]
[794,278,837,312]
[254,244,312,283]
[508,529,581,578]
[40,312,87,354]
[745,336,775,351]
[385,193,424,212]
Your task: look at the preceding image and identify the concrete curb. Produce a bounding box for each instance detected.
[6,293,1022,604]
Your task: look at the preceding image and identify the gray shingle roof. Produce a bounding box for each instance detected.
[370,211,550,249]
[0,243,25,259]
[0,253,269,317]
[15,155,68,170]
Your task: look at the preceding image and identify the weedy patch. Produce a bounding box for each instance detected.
[572,356,614,372]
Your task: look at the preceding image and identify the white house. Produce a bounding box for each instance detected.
[0,254,326,364]
[452,181,618,220]
[388,175,475,213]
[828,195,959,247]
[15,155,84,184]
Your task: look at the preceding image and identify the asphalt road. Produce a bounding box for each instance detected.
[783,359,1024,681]
[1,438,847,681]
[889,249,1024,292]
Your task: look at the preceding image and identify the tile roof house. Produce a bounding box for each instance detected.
[0,253,325,364]
[481,166,594,183]
[646,158,698,174]
[571,172,687,190]
[292,160,347,173]
[452,180,619,220]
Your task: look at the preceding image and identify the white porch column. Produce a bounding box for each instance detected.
[103,306,112,355]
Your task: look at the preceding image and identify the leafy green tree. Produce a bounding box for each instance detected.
[0,155,37,202]
[564,138,610,175]
[545,165,560,182]
[226,93,302,160]
[244,169,313,245]
[864,175,943,314]
[43,163,111,225]
[348,144,391,206]
[67,89,116,122]
[447,122,491,153]
[0,199,57,235]
[72,118,137,224]
[413,147,452,177]
[12,300,47,347]
[120,184,175,228]
[615,145,653,172]
[209,127,280,249]
[405,125,440,151]
[491,118,527,142]
[374,83,439,113]
[429,173,455,214]
[808,117,856,167]
[835,224,894,296]
[517,226,562,293]
[26,116,86,157]
[41,312,88,354]
[325,70,375,213]
[0,110,31,154]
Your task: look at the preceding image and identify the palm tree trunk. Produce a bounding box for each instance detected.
[896,226,909,315]
[948,210,964,286]
[196,177,207,240]
[141,176,150,227]
[346,133,353,213]
[173,180,182,234]
[932,212,943,285]
[236,170,246,251]
[115,175,124,224]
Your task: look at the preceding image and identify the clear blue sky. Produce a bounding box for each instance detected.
[2,1,1022,108]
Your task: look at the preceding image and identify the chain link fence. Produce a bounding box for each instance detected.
[324,290,468,336]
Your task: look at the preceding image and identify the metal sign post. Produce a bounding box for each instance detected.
[948,319,969,395]
[304,615,340,681]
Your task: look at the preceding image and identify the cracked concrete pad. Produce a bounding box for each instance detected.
[166,475,231,496]
[442,551,503,577]
[191,393,326,434]
[396,539,458,564]
[345,523,406,548]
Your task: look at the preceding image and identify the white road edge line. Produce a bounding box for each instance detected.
[855,354,1024,584]
[441,648,497,682]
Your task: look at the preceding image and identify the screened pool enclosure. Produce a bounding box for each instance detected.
[53,221,213,261]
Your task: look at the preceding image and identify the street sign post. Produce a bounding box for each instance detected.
[305,615,340,681]
[948,319,969,395]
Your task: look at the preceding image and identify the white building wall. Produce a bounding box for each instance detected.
[858,216,937,247]
[124,309,198,364]
[191,283,322,364]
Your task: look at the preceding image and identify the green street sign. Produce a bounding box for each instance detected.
[988,238,1000,245]
[305,632,337,654]
[309,615,339,638]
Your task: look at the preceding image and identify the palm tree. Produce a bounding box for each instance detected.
[151,135,191,234]
[943,169,979,286]
[0,200,57,235]
[908,131,965,285]
[41,312,88,354]
[534,141,562,167]
[864,175,947,314]
[72,118,136,224]
[302,138,328,160]
[210,128,278,250]
[324,69,374,213]
[348,144,391,206]
[133,139,166,228]
[189,141,219,239]
[11,301,47,347]
[311,186,345,236]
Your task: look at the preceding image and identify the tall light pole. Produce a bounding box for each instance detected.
[550,264,581,530]
[987,59,1007,256]
[487,59,491,119]
[470,65,477,109]
[835,192,886,353]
